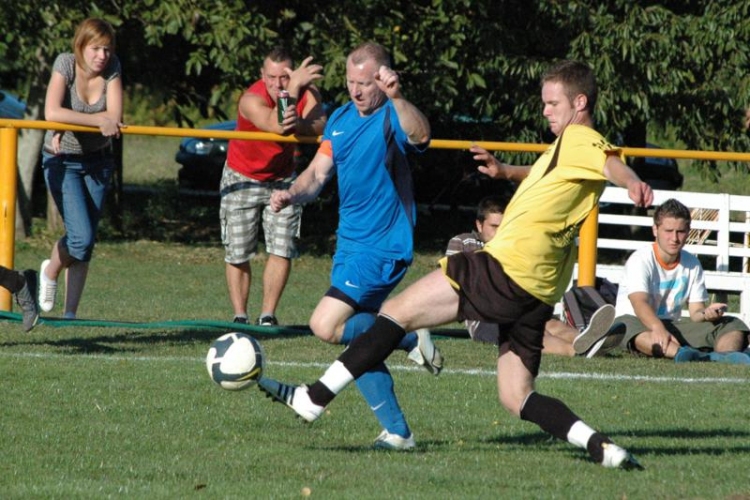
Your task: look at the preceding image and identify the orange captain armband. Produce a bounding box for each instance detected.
[318,139,333,158]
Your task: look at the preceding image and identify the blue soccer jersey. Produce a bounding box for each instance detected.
[323,100,427,261]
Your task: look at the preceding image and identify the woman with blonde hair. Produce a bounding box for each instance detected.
[39,18,124,319]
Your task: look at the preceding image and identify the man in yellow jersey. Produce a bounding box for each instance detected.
[260,60,653,469]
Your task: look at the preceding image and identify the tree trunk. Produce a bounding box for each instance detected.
[15,108,44,239]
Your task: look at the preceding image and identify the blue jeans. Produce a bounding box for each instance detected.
[43,151,114,262]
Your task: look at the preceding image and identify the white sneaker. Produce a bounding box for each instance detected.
[407,328,444,376]
[585,328,625,358]
[257,378,324,423]
[38,260,57,313]
[373,430,416,451]
[601,442,644,470]
[572,304,615,355]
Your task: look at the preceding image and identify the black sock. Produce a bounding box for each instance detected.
[338,315,406,379]
[307,381,337,407]
[585,433,611,463]
[307,316,406,407]
[519,392,580,441]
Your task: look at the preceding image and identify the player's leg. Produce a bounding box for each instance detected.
[305,293,414,446]
[307,269,459,407]
[499,327,642,468]
[258,269,457,422]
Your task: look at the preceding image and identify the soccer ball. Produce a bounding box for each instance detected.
[206,332,265,390]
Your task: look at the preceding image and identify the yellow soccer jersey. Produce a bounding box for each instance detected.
[483,125,623,305]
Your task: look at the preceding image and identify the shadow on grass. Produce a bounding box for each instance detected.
[1,326,314,354]
[486,428,750,463]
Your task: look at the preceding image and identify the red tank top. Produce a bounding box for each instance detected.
[226,80,309,181]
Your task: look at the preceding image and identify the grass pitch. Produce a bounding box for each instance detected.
[2,240,750,499]
[3,139,750,498]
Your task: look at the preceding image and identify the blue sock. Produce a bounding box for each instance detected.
[341,312,376,345]
[355,364,411,438]
[341,312,417,352]
[341,313,411,438]
[708,351,750,364]
[399,332,418,352]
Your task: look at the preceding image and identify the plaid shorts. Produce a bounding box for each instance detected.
[219,165,301,263]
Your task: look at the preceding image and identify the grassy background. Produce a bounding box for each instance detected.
[2,134,750,498]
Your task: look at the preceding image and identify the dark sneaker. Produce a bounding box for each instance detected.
[708,351,750,365]
[584,328,625,358]
[256,315,278,326]
[233,316,248,324]
[14,270,39,332]
[572,304,616,355]
[674,346,710,363]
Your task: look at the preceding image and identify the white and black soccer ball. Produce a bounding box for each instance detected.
[206,332,265,390]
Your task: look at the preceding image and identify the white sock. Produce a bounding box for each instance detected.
[567,420,596,450]
[319,360,354,395]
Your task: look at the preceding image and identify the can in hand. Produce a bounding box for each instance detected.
[277,90,290,124]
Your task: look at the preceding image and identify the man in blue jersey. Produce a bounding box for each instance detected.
[267,42,441,450]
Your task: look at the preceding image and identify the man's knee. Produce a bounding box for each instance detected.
[309,314,341,344]
[714,330,747,352]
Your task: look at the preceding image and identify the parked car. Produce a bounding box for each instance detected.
[630,143,683,191]
[175,120,236,190]
[0,90,26,119]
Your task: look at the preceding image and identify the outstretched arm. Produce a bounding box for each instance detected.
[470,145,530,182]
[603,155,654,207]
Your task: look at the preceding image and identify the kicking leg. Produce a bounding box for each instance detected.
[499,350,643,469]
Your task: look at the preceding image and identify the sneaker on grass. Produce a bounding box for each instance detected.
[373,430,415,451]
[584,327,625,358]
[407,328,444,375]
[256,315,278,326]
[572,304,616,355]
[600,442,644,470]
[674,346,710,363]
[14,269,39,332]
[257,378,323,422]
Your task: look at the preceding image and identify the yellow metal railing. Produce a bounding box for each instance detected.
[2,118,750,311]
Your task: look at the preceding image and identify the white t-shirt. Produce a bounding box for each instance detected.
[615,243,708,321]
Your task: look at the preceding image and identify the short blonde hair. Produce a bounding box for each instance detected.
[347,42,391,68]
[72,18,116,67]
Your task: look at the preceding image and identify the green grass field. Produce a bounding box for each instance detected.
[2,135,750,498]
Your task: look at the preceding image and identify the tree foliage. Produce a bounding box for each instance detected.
[2,0,749,174]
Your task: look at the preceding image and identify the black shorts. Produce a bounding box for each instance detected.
[444,251,553,376]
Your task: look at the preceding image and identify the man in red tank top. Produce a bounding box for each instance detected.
[220,46,327,326]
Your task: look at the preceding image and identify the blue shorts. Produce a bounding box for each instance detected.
[42,150,114,262]
[327,250,409,312]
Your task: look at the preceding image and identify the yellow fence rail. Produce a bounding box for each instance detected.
[2,118,750,311]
